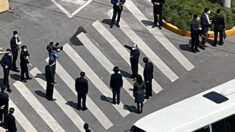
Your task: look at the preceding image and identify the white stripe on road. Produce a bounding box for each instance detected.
[9,99,38,132]
[30,68,85,131]
[13,81,65,132]
[70,0,93,18]
[45,58,113,130]
[77,33,134,99]
[63,43,130,117]
[124,0,194,71]
[92,20,163,94]
[107,10,178,82]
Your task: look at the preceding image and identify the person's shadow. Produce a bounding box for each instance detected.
[101,19,112,26]
[35,90,46,98]
[34,73,46,81]
[66,101,77,109]
[100,95,113,104]
[179,44,192,52]
[119,69,132,78]
[141,20,155,27]
[10,74,21,81]
[124,104,137,113]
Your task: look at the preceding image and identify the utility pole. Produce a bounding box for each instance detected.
[223,0,231,8]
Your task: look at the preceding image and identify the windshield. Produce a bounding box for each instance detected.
[130,125,146,132]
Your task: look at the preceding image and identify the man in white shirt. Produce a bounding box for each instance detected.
[200,8,211,50]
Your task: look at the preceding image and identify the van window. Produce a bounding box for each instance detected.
[130,125,146,132]
[212,114,235,132]
[194,125,210,132]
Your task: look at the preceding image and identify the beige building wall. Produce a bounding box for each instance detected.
[0,0,9,13]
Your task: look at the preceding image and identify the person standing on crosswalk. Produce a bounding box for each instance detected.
[10,31,21,72]
[133,75,145,114]
[1,49,13,92]
[0,87,9,124]
[20,45,32,82]
[110,66,123,105]
[4,108,17,132]
[143,57,154,99]
[45,60,56,101]
[200,8,211,50]
[110,0,126,28]
[75,72,88,111]
[123,44,140,80]
[152,0,165,29]
[84,123,91,132]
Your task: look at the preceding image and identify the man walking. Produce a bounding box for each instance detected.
[212,9,225,46]
[110,0,126,28]
[4,108,17,132]
[1,49,13,92]
[190,14,200,53]
[10,31,21,72]
[45,60,55,101]
[200,8,211,50]
[143,57,154,99]
[152,0,165,29]
[110,66,123,105]
[20,45,32,82]
[75,72,88,111]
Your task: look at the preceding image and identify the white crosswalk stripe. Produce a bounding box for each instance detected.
[13,81,65,132]
[124,0,194,71]
[92,20,163,94]
[9,99,37,132]
[45,58,113,130]
[30,67,85,131]
[77,33,134,99]
[63,43,130,117]
[107,10,179,82]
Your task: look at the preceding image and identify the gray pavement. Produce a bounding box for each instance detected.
[1,0,235,131]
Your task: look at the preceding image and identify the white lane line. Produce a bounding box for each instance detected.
[13,81,65,132]
[92,20,162,94]
[61,0,85,5]
[107,10,179,82]
[51,0,71,17]
[63,43,130,117]
[30,68,84,131]
[70,0,93,18]
[45,58,113,130]
[124,0,194,71]
[9,99,38,132]
[77,33,134,99]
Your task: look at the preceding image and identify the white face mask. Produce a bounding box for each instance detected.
[8,53,12,56]
[196,17,200,21]
[132,47,136,50]
[14,35,18,38]
[207,11,210,14]
[23,48,27,52]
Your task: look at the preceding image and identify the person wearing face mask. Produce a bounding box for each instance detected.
[200,8,211,50]
[45,60,56,101]
[10,31,21,72]
[110,0,126,28]
[0,49,13,92]
[123,43,140,80]
[190,14,201,53]
[212,9,225,46]
[20,45,32,82]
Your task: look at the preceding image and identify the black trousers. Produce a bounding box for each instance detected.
[145,79,152,97]
[191,33,199,50]
[12,50,18,70]
[77,94,87,109]
[112,5,123,24]
[201,30,208,46]
[20,63,29,80]
[214,29,224,44]
[3,67,10,89]
[153,6,163,26]
[137,103,143,112]
[46,82,54,100]
[0,104,8,122]
[130,59,138,78]
[112,89,120,104]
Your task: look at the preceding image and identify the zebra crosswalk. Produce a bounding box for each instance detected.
[1,1,195,131]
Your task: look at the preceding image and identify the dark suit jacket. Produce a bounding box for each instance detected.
[212,14,225,31]
[4,114,17,132]
[75,77,88,95]
[124,45,140,61]
[144,62,154,81]
[0,91,9,112]
[111,0,125,5]
[1,54,12,69]
[45,65,54,83]
[10,37,20,52]
[201,13,210,32]
[191,19,200,35]
[110,73,123,90]
[20,51,30,64]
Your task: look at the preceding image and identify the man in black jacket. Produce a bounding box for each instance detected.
[190,14,200,53]
[0,87,9,123]
[20,45,32,82]
[75,72,88,111]
[110,0,126,28]
[4,108,17,132]
[200,8,211,49]
[10,31,21,72]
[143,57,154,99]
[152,0,165,29]
[45,60,55,101]
[110,66,123,105]
[212,9,225,46]
[1,49,13,92]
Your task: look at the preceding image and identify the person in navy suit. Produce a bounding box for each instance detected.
[45,60,55,101]
[190,14,200,53]
[10,31,21,72]
[110,0,126,28]
[152,0,165,29]
[4,108,17,132]
[75,72,88,111]
[143,57,154,99]
[110,66,123,105]
[200,8,211,49]
[212,9,225,46]
[0,87,9,123]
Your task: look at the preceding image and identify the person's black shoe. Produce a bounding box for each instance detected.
[145,96,149,99]
[12,69,20,72]
[152,24,155,28]
[113,101,116,105]
[219,42,224,45]
[26,77,32,80]
[48,98,56,101]
[116,23,120,28]
[195,49,200,52]
[82,107,88,111]
[117,102,120,105]
[159,26,162,30]
[77,107,81,110]
[110,24,113,28]
[21,79,27,83]
[6,89,12,93]
[199,46,205,50]
[212,44,217,47]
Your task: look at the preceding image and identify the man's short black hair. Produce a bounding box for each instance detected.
[193,14,198,19]
[6,48,12,52]
[80,72,85,77]
[113,66,119,73]
[49,60,55,65]
[13,31,18,35]
[143,57,148,63]
[217,9,221,14]
[84,123,89,129]
[204,8,209,13]
[9,108,14,114]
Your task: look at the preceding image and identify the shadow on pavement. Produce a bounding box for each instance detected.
[179,44,192,52]
[66,101,77,109]
[124,104,137,113]
[141,20,154,27]
[70,26,86,46]
[101,19,112,26]
[10,74,21,81]
[119,69,132,78]
[35,90,46,98]
[100,95,112,104]
[34,73,46,81]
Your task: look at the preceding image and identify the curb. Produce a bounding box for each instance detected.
[163,20,235,38]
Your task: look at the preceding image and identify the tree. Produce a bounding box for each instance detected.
[223,0,231,8]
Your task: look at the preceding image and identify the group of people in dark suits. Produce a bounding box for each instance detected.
[190,8,225,53]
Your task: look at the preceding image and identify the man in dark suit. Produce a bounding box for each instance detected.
[1,49,13,92]
[75,72,88,111]
[212,9,225,46]
[143,57,154,99]
[152,0,165,29]
[200,8,211,49]
[0,87,9,123]
[4,108,17,132]
[110,66,123,105]
[10,31,21,72]
[45,60,55,101]
[123,43,140,79]
[110,0,126,28]
[20,45,32,82]
[190,14,200,53]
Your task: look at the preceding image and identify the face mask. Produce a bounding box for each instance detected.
[23,48,27,52]
[14,35,18,38]
[132,48,136,50]
[196,17,200,21]
[8,53,12,56]
[207,11,210,14]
